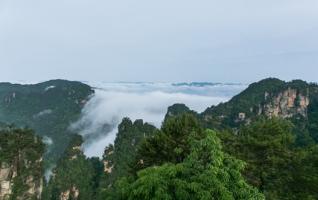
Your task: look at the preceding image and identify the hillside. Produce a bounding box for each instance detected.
[0,80,94,165]
[167,78,318,145]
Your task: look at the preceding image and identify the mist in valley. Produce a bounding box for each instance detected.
[70,82,246,157]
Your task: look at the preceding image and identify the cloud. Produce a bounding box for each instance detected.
[71,83,245,157]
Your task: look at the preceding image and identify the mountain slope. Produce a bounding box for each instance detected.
[0,80,94,165]
[167,78,318,144]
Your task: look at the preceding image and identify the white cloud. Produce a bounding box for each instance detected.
[71,83,245,157]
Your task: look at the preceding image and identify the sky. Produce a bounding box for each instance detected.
[0,0,318,83]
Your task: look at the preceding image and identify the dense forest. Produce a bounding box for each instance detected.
[1,78,318,199]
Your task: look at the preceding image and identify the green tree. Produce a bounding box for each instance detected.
[112,130,264,200]
[42,135,99,200]
[290,145,318,199]
[134,114,204,170]
[96,118,156,200]
[220,118,296,199]
[0,126,45,200]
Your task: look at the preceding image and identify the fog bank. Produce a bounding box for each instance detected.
[71,83,245,157]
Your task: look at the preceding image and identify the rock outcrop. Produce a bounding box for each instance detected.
[263,88,310,118]
[0,163,15,200]
[60,186,79,200]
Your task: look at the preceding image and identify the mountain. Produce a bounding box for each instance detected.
[0,80,94,165]
[167,78,318,145]
[98,118,157,199]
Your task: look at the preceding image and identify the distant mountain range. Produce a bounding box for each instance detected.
[172,82,243,87]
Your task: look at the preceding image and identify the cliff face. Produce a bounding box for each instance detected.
[263,88,310,118]
[0,163,15,200]
[202,79,314,124]
[0,127,45,200]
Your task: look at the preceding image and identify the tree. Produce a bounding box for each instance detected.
[42,135,98,200]
[290,145,318,199]
[112,130,264,200]
[134,114,204,171]
[221,118,296,199]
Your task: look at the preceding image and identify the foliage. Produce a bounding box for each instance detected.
[0,126,45,200]
[112,130,264,200]
[307,86,318,142]
[290,145,318,199]
[218,118,318,199]
[42,135,100,200]
[97,118,156,199]
[134,114,204,171]
[164,103,198,121]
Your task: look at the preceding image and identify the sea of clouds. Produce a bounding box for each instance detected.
[71,82,246,158]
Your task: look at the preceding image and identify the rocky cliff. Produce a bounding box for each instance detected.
[263,88,310,118]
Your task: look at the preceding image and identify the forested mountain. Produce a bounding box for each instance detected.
[0,80,93,166]
[1,78,318,200]
[168,78,318,145]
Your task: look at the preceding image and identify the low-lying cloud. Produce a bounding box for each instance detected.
[71,83,245,157]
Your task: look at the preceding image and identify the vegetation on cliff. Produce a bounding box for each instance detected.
[0,126,45,200]
[42,135,102,200]
[97,118,157,199]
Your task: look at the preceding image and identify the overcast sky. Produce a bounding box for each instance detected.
[0,0,317,83]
